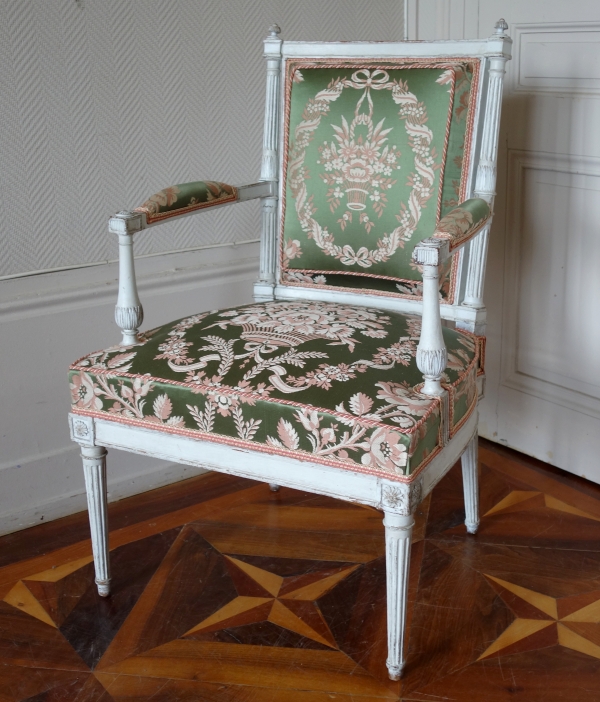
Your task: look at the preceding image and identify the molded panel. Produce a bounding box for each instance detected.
[513,22,600,94]
[502,150,600,418]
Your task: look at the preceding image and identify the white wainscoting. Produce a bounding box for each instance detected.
[501,150,600,419]
[512,22,600,95]
[0,243,259,536]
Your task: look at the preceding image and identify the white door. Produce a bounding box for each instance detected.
[407,0,600,482]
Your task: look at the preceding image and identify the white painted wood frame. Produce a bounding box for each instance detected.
[70,22,511,679]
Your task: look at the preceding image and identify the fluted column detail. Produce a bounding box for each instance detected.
[259,197,278,284]
[384,512,414,680]
[81,446,111,596]
[473,57,506,201]
[461,432,480,534]
[463,222,490,308]
[466,20,511,309]
[258,25,282,288]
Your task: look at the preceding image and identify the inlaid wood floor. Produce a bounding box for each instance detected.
[2,439,600,701]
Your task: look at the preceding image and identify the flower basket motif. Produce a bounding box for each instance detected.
[317,70,402,234]
[288,68,452,269]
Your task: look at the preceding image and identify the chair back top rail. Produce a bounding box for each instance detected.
[281,38,511,60]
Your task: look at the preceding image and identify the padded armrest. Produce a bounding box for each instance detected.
[434,198,491,251]
[134,180,238,224]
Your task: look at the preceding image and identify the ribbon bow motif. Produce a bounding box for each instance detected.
[344,69,391,117]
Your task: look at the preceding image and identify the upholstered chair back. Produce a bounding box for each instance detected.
[280,60,482,303]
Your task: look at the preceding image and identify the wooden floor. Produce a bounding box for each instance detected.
[2,440,600,701]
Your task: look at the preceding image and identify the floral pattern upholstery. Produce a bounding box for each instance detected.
[134,181,237,224]
[70,300,478,482]
[434,198,491,250]
[281,60,480,303]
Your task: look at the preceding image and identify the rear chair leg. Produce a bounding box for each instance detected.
[384,512,414,680]
[461,433,480,534]
[81,446,111,596]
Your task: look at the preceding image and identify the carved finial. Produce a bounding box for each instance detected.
[494,18,508,35]
[268,24,281,37]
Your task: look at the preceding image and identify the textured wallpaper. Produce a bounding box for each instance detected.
[0,0,403,277]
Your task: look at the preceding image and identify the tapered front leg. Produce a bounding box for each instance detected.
[81,446,111,596]
[384,512,414,680]
[461,433,479,534]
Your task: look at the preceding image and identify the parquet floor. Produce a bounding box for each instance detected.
[2,440,600,701]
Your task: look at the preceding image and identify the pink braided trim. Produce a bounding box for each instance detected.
[69,362,441,437]
[280,59,462,286]
[71,407,442,484]
[135,187,238,225]
[440,58,481,305]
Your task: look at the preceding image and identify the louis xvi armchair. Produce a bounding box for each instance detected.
[68,22,512,679]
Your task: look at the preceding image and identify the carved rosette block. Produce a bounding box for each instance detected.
[69,413,96,447]
[381,479,422,515]
[461,431,480,534]
[81,446,111,597]
[383,511,414,679]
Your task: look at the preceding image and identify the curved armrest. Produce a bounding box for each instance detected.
[434,198,491,251]
[133,180,238,224]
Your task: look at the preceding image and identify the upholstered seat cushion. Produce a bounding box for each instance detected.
[69,301,478,482]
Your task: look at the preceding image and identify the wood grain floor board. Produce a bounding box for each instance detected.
[0,473,256,570]
[1,440,600,700]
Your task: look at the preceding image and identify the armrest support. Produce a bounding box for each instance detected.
[108,180,274,345]
[433,198,491,251]
[412,238,449,398]
[109,212,144,346]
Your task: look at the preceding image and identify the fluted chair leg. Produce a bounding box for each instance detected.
[462,433,480,534]
[384,512,414,680]
[81,446,111,596]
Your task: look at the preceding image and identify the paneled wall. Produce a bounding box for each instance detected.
[0,0,404,535]
[406,0,600,481]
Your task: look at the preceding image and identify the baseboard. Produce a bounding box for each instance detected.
[0,444,209,536]
[0,244,257,537]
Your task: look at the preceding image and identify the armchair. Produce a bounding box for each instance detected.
[68,21,511,679]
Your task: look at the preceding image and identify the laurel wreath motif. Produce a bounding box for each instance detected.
[288,69,446,268]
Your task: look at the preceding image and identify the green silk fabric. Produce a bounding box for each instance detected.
[435,197,490,249]
[134,180,237,224]
[69,300,478,481]
[439,66,476,216]
[282,62,478,301]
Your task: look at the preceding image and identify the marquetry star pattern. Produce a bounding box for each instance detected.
[3,555,94,629]
[183,555,359,648]
[484,490,600,522]
[479,574,600,661]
